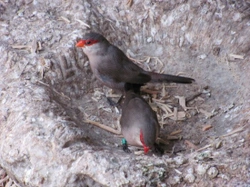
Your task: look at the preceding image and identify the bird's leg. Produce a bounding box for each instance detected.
[106,97,119,107]
[122,138,131,153]
[153,143,164,156]
[106,94,124,107]
[117,95,124,105]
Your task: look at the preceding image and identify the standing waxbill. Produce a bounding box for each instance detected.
[76,32,195,92]
[120,83,163,154]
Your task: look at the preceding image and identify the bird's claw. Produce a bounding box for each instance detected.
[123,145,131,153]
[122,138,131,153]
[153,143,164,156]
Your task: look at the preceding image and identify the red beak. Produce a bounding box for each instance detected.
[76,40,85,47]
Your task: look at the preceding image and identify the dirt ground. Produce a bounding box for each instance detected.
[0,0,250,186]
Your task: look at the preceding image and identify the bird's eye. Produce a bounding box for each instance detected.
[86,40,92,45]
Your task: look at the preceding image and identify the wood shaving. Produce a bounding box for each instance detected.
[220,125,245,138]
[175,96,194,111]
[186,86,210,103]
[37,81,71,100]
[84,118,121,135]
[199,108,215,119]
[169,108,186,121]
[99,107,112,113]
[12,40,42,54]
[223,103,235,113]
[134,150,144,155]
[152,98,165,103]
[141,88,159,95]
[106,93,121,98]
[60,16,71,23]
[184,140,198,150]
[202,124,213,131]
[91,97,98,102]
[167,135,181,140]
[37,41,42,50]
[75,19,91,28]
[114,107,119,114]
[161,84,166,98]
[12,45,29,49]
[155,101,172,114]
[229,54,244,60]
[174,168,183,175]
[156,137,169,145]
[173,107,178,120]
[170,129,182,136]
[196,144,212,152]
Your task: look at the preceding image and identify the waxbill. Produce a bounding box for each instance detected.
[120,83,163,154]
[76,32,195,92]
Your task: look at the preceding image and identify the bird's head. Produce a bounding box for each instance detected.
[76,32,108,56]
[76,38,98,48]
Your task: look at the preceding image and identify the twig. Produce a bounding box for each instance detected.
[156,137,169,145]
[196,144,212,152]
[186,86,209,103]
[75,19,91,28]
[84,119,121,135]
[220,126,245,138]
[126,0,133,7]
[170,129,182,136]
[37,81,71,100]
[141,88,159,95]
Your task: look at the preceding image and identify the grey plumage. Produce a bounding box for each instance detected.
[76,32,194,92]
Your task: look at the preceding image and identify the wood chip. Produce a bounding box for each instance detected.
[141,88,159,95]
[37,41,42,50]
[60,16,71,23]
[173,107,178,121]
[37,81,71,100]
[220,125,245,138]
[167,135,181,140]
[152,98,166,103]
[75,19,91,28]
[106,93,121,98]
[174,168,182,175]
[156,137,169,145]
[170,129,182,136]
[126,0,133,7]
[229,54,244,60]
[134,150,144,155]
[199,109,215,119]
[184,140,198,150]
[196,144,212,152]
[169,108,186,121]
[12,45,29,49]
[175,96,193,111]
[202,124,213,131]
[155,102,172,114]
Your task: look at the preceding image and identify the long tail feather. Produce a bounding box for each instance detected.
[147,72,194,84]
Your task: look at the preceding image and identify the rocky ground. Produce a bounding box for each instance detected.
[0,0,250,186]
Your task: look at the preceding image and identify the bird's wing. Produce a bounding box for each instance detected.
[107,45,151,84]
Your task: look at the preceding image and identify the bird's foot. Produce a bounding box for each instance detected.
[153,143,164,156]
[107,97,118,106]
[106,95,124,107]
[122,138,131,153]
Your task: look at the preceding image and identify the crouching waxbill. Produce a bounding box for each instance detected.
[120,83,163,155]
